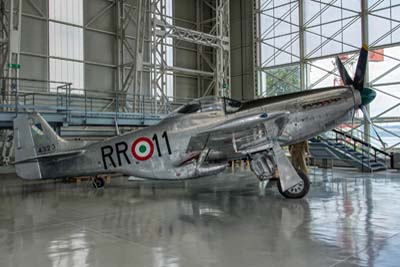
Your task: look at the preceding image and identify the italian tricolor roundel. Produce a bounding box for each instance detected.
[131,137,154,161]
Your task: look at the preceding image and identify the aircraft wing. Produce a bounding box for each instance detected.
[186,111,290,155]
[13,150,84,164]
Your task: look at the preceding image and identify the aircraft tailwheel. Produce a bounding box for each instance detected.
[92,177,105,189]
[277,169,310,199]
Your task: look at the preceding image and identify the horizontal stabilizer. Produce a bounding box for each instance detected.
[13,150,84,164]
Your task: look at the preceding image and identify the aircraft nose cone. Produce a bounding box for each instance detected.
[361,87,376,106]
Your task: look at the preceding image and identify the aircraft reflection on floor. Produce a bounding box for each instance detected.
[0,168,400,266]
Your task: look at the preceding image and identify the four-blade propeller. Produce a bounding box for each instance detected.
[335,45,386,149]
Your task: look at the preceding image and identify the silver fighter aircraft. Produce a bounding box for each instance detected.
[13,46,379,198]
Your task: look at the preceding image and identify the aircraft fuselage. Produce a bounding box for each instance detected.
[34,86,360,180]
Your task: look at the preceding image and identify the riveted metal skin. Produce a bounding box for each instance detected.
[13,85,360,184]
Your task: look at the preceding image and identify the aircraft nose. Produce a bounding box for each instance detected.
[361,87,376,106]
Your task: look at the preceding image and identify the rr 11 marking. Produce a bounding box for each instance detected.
[152,134,161,157]
[162,131,172,155]
[101,142,130,169]
[152,131,172,157]
[101,132,172,170]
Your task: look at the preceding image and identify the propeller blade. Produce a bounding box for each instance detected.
[353,44,369,91]
[350,107,355,137]
[335,56,353,86]
[360,105,386,149]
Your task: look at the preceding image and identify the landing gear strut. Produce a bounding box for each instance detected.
[249,150,310,199]
[92,176,105,189]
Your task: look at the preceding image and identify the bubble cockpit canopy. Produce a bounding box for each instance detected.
[170,96,242,116]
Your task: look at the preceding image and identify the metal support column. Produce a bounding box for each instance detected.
[151,0,168,113]
[0,0,8,100]
[116,0,124,103]
[196,0,202,97]
[121,0,148,112]
[361,0,370,144]
[215,0,230,97]
[116,0,149,113]
[298,0,305,91]
[1,0,21,165]
[151,0,230,100]
[253,0,261,98]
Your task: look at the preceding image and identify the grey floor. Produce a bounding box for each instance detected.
[1,167,400,267]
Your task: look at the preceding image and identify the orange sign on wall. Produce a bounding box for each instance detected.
[337,49,384,62]
[369,49,384,62]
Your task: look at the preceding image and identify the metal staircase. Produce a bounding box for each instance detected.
[310,129,392,172]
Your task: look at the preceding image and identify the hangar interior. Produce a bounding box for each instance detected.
[1,0,400,266]
[1,0,400,162]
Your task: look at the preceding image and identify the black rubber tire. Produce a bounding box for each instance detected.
[277,169,310,199]
[93,177,105,188]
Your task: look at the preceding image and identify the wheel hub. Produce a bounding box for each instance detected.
[287,181,305,194]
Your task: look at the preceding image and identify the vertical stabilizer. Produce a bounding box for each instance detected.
[13,113,67,179]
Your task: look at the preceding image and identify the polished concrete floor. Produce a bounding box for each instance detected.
[1,167,400,267]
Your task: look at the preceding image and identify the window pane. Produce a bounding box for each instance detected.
[49,0,83,25]
[49,58,84,93]
[261,65,300,96]
[368,1,400,47]
[259,0,300,67]
[307,55,355,89]
[49,0,84,94]
[303,0,360,59]
[49,22,83,60]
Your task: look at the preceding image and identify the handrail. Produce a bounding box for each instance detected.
[340,126,383,148]
[0,77,198,126]
[0,77,203,128]
[332,129,390,156]
[321,129,394,169]
[1,77,196,104]
[0,76,72,86]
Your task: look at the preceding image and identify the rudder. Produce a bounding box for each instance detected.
[13,113,67,179]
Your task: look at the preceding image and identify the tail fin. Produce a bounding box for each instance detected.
[13,113,67,179]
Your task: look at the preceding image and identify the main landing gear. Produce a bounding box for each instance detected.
[250,151,310,199]
[92,176,105,189]
[277,169,310,199]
